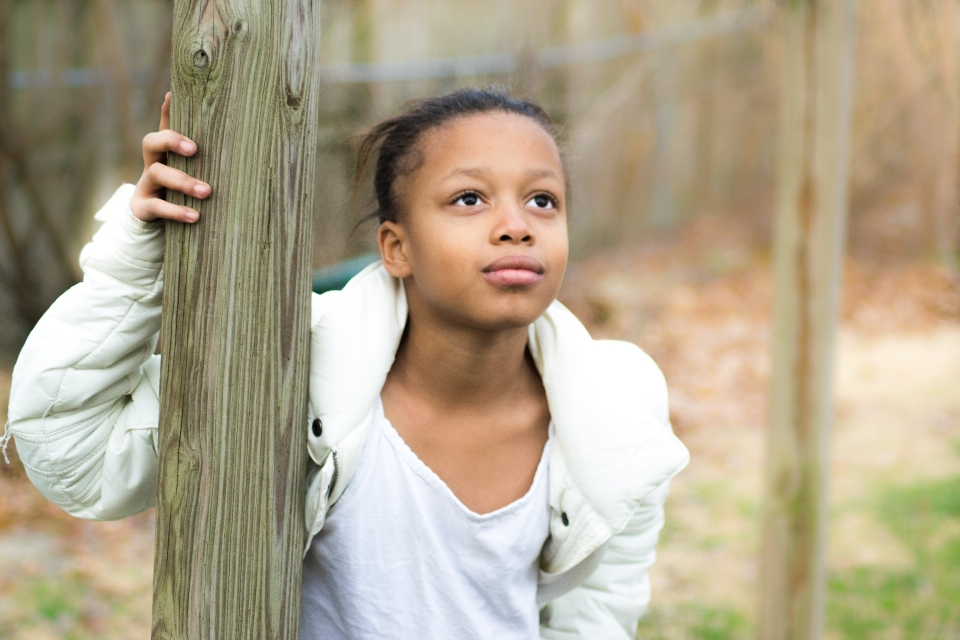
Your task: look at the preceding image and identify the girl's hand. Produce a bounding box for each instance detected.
[131,92,211,224]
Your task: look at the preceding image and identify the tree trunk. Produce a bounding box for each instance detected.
[759,1,857,639]
[152,2,322,638]
[648,50,677,229]
[929,0,959,278]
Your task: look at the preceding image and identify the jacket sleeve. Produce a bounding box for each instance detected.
[539,480,670,639]
[6,184,165,520]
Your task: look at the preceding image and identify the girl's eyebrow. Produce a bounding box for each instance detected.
[441,166,562,182]
[525,168,562,180]
[442,167,488,181]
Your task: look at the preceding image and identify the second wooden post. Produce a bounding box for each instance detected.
[152,2,322,638]
[759,1,857,638]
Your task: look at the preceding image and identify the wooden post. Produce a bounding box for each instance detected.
[152,2,322,638]
[759,1,856,639]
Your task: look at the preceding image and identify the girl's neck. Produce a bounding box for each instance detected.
[388,312,538,412]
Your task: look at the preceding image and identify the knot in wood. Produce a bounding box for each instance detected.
[193,48,211,69]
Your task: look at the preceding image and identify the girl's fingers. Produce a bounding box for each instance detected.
[134,197,200,224]
[138,93,209,225]
[145,163,211,199]
[142,129,198,168]
[159,92,171,131]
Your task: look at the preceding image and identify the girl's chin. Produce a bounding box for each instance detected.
[469,302,553,332]
[409,280,557,331]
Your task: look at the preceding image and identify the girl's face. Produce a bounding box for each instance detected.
[379,111,568,332]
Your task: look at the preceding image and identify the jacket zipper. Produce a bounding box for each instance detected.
[325,449,340,500]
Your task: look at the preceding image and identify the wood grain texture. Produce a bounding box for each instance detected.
[152,2,321,638]
[759,1,857,638]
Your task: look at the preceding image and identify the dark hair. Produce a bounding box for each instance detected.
[354,87,562,225]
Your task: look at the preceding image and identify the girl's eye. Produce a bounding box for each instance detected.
[453,192,481,206]
[527,194,557,209]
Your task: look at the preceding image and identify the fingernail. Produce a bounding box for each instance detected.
[195,184,210,197]
[180,141,196,154]
[185,210,199,222]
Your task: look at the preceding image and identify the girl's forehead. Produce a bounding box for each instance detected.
[426,111,556,143]
[416,112,564,174]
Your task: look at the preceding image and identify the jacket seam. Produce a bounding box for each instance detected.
[102,243,164,272]
[43,291,147,512]
[72,298,149,372]
[42,378,77,510]
[13,409,107,443]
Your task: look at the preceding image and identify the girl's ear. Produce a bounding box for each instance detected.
[378,221,412,279]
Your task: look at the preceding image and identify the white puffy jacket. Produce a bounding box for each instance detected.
[7,185,689,639]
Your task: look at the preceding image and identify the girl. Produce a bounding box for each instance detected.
[7,87,688,638]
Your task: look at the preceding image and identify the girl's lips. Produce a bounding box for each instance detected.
[482,255,545,287]
[483,269,544,286]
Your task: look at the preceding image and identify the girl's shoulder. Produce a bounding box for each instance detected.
[529,300,670,429]
[309,261,403,330]
[587,338,668,424]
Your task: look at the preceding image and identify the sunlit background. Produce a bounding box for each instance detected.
[1,1,959,638]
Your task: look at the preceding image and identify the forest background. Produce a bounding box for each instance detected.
[1,0,959,638]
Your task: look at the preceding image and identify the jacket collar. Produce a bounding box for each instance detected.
[308,263,689,532]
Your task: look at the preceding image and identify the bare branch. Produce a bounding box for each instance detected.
[0,115,79,284]
[0,190,42,325]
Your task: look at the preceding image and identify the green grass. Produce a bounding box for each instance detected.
[5,571,89,639]
[638,475,960,640]
[951,438,960,458]
[636,604,753,640]
[32,578,81,622]
[826,475,960,639]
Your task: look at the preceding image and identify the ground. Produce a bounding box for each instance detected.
[1,214,958,638]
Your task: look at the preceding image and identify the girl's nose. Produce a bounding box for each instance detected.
[491,204,533,244]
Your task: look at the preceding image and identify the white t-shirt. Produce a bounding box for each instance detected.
[300,398,553,639]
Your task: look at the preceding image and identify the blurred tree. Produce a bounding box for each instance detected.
[906,0,959,278]
[0,0,172,355]
[0,0,79,334]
